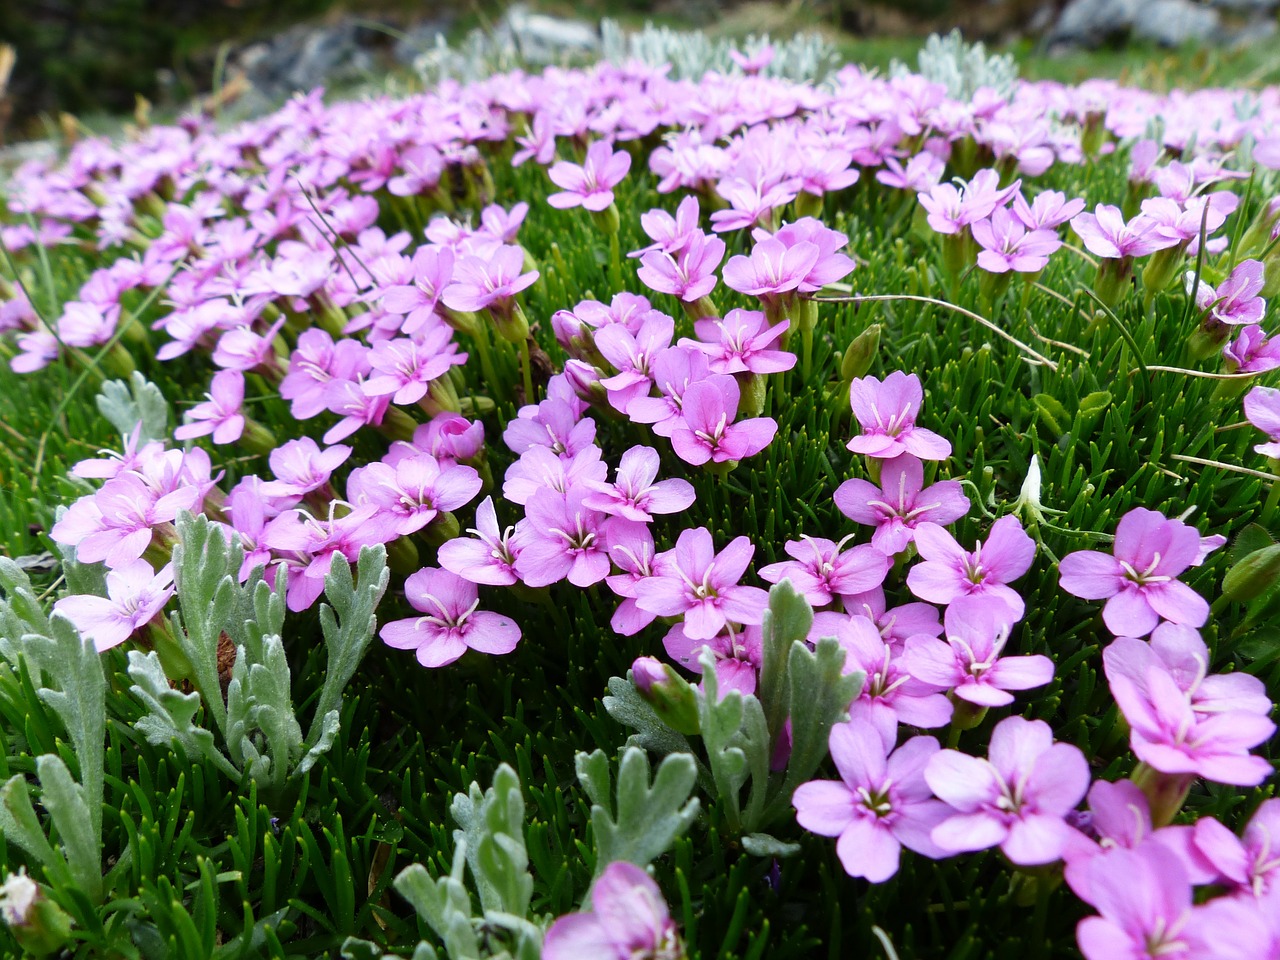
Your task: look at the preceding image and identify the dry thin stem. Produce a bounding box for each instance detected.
[811,293,1059,371]
[1172,454,1280,482]
[1133,365,1258,380]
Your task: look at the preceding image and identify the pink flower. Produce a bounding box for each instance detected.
[902,595,1054,707]
[1011,190,1085,231]
[683,309,795,375]
[379,567,520,668]
[926,716,1090,865]
[1070,205,1170,259]
[1193,799,1280,899]
[662,620,762,697]
[437,496,521,586]
[847,372,951,461]
[834,453,970,555]
[596,313,674,414]
[637,231,725,303]
[1224,325,1280,375]
[542,861,681,960]
[53,560,174,652]
[173,370,246,445]
[757,536,890,609]
[604,522,659,636]
[581,445,695,523]
[349,455,482,537]
[547,140,632,212]
[668,376,777,466]
[380,245,454,335]
[1191,259,1267,326]
[757,218,855,291]
[635,527,768,641]
[793,724,949,883]
[906,515,1035,619]
[721,237,819,298]
[1073,844,1196,960]
[440,245,538,314]
[362,330,467,405]
[972,207,1062,274]
[513,487,611,588]
[1058,508,1210,637]
[1244,385,1280,459]
[259,438,351,502]
[629,196,702,259]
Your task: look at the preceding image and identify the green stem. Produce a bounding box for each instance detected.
[519,337,535,405]
[609,229,623,293]
[800,322,814,384]
[1262,475,1280,528]
[472,320,501,401]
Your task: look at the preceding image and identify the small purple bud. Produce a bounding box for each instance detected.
[632,656,667,695]
[631,657,701,736]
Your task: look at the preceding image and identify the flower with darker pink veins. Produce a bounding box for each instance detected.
[1108,665,1275,786]
[629,196,702,258]
[1057,507,1210,637]
[834,453,970,556]
[259,438,351,503]
[637,231,725,303]
[547,140,632,212]
[362,330,467,406]
[662,620,763,697]
[605,522,659,636]
[668,376,778,466]
[918,170,1020,235]
[581,445,694,523]
[926,715,1090,865]
[513,487,611,588]
[349,455,481,537]
[907,515,1036,619]
[1192,799,1280,899]
[1224,325,1280,375]
[322,377,391,444]
[51,473,201,569]
[636,527,768,641]
[542,861,683,960]
[280,330,370,420]
[503,397,597,459]
[437,496,520,586]
[684,309,795,375]
[972,207,1062,274]
[173,370,246,445]
[1011,190,1085,231]
[264,503,400,610]
[902,595,1054,708]
[1191,259,1267,327]
[1073,844,1196,960]
[834,616,953,749]
[847,372,951,461]
[709,176,801,233]
[793,724,949,883]
[440,245,538,313]
[721,237,819,299]
[380,567,520,668]
[757,218,856,291]
[596,313,674,414]
[1070,205,1169,259]
[503,446,606,507]
[757,536,890,609]
[627,347,711,437]
[1245,386,1280,458]
[54,560,174,652]
[380,245,454,335]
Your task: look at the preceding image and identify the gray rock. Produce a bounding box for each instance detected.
[1047,0,1140,47]
[231,20,383,100]
[1209,0,1277,11]
[393,21,451,68]
[494,4,600,64]
[1132,0,1222,45]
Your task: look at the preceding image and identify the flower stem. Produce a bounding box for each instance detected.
[609,229,623,293]
[1262,473,1280,527]
[519,336,536,406]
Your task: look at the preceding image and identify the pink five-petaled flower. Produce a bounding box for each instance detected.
[1191,259,1266,326]
[54,560,174,652]
[906,515,1036,619]
[636,231,725,302]
[379,567,520,668]
[513,487,611,588]
[847,372,951,461]
[541,861,683,960]
[834,453,970,556]
[1057,507,1210,637]
[1192,798,1280,899]
[437,496,521,586]
[683,309,795,376]
[792,724,949,883]
[173,369,246,445]
[972,206,1062,274]
[580,445,695,523]
[348,455,482,537]
[1070,205,1169,259]
[721,236,820,299]
[668,376,777,466]
[547,140,632,212]
[925,715,1090,865]
[902,595,1054,707]
[439,245,538,314]
[1073,844,1196,960]
[1244,385,1280,459]
[635,527,768,641]
[757,535,891,609]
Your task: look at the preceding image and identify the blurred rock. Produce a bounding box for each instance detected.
[1132,0,1222,44]
[493,5,600,63]
[230,19,387,100]
[1046,0,1140,47]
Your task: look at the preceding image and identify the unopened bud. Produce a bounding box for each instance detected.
[841,324,881,383]
[0,871,73,957]
[631,657,701,736]
[1222,542,1280,602]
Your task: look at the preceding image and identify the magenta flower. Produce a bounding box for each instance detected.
[926,716,1090,865]
[662,621,762,697]
[547,140,632,212]
[1070,205,1169,259]
[1193,799,1280,898]
[757,536,890,609]
[668,376,777,466]
[604,522,659,636]
[51,473,200,569]
[596,313,674,414]
[626,347,711,437]
[1224,325,1280,375]
[972,207,1062,274]
[362,330,467,406]
[580,445,695,523]
[1244,385,1280,459]
[902,595,1054,707]
[380,245,454,335]
[847,372,951,461]
[437,496,521,586]
[53,560,174,652]
[379,567,520,668]
[793,724,949,883]
[906,515,1035,619]
[758,218,856,291]
[1058,507,1210,637]
[173,370,246,445]
[502,446,607,507]
[1073,844,1196,960]
[349,455,482,537]
[1191,259,1267,326]
[440,245,538,314]
[636,231,725,303]
[636,527,768,641]
[684,309,795,375]
[1108,665,1275,786]
[259,438,351,502]
[834,454,970,556]
[513,487,611,589]
[721,236,819,298]
[541,861,681,960]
